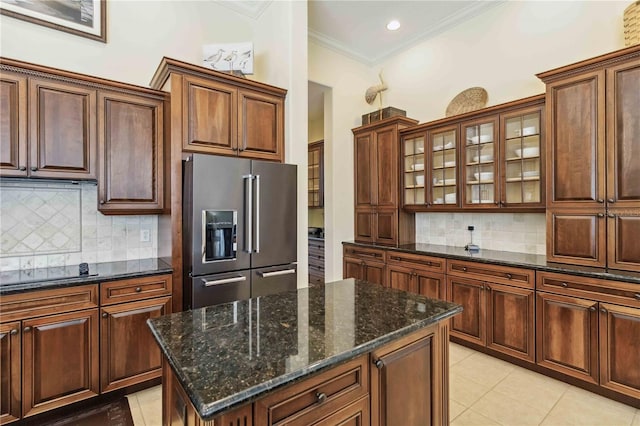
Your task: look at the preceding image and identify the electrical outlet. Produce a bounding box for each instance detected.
[467,225,475,231]
[140,229,150,242]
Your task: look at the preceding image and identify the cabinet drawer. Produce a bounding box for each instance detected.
[343,245,385,262]
[537,271,640,307]
[100,274,172,305]
[447,260,534,288]
[254,354,368,426]
[386,251,445,273]
[309,240,325,252]
[0,284,98,322]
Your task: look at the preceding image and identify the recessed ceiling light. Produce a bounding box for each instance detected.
[386,20,400,31]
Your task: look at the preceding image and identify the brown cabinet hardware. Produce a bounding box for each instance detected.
[589,305,597,312]
[561,282,568,287]
[597,199,604,203]
[462,267,468,272]
[607,213,615,218]
[600,308,607,314]
[22,326,31,332]
[635,293,640,300]
[135,287,142,292]
[315,392,327,404]
[374,359,384,369]
[102,312,108,318]
[9,329,18,335]
[607,198,615,203]
[597,213,605,217]
[506,273,513,279]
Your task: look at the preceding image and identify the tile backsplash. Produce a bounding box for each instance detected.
[0,181,159,271]
[415,212,546,255]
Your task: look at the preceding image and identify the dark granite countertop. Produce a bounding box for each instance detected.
[147,279,461,420]
[343,241,640,285]
[0,257,173,295]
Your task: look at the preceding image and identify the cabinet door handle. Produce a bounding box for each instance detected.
[607,213,616,218]
[374,359,384,369]
[597,199,604,203]
[135,287,142,292]
[23,326,31,332]
[608,198,615,203]
[100,200,105,204]
[315,392,327,404]
[10,329,18,335]
[486,285,491,291]
[462,267,467,272]
[600,308,607,314]
[30,166,37,172]
[425,261,431,266]
[634,293,640,301]
[589,306,596,312]
[19,166,26,171]
[561,282,568,288]
[506,273,513,279]
[102,312,108,318]
[597,213,604,218]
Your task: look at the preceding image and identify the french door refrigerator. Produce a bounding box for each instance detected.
[183,154,297,310]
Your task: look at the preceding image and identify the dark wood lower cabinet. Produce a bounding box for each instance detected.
[0,322,21,424]
[100,296,171,393]
[312,396,369,426]
[22,309,99,418]
[536,292,599,385]
[387,264,445,300]
[599,303,640,399]
[343,256,386,287]
[446,276,485,346]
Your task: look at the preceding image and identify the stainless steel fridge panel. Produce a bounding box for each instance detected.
[250,160,297,268]
[251,264,297,298]
[188,154,252,276]
[190,270,251,309]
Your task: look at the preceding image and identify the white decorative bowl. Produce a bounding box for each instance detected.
[522,126,537,136]
[515,147,539,158]
[473,172,494,181]
[445,193,457,203]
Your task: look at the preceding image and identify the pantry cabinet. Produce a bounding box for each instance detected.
[539,46,640,271]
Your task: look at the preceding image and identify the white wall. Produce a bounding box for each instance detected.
[308,117,324,143]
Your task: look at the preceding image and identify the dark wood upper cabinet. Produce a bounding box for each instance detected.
[97,91,165,214]
[546,209,606,267]
[461,115,499,208]
[0,71,27,177]
[607,213,640,272]
[238,89,283,160]
[374,125,398,207]
[0,321,21,425]
[354,132,374,207]
[28,78,97,180]
[308,140,324,208]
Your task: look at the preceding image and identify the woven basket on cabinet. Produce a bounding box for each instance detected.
[624,1,640,47]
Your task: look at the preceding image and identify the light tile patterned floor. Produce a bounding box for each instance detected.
[127,343,640,426]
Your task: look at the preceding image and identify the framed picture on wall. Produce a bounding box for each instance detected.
[0,0,106,43]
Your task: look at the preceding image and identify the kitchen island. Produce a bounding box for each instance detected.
[147,278,461,426]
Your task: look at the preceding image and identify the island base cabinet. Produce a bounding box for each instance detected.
[311,396,369,426]
[599,303,640,399]
[22,309,99,418]
[0,322,21,425]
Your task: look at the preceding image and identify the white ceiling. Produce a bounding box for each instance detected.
[308,0,503,66]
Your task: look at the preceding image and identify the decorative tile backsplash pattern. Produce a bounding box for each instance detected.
[416,212,546,255]
[0,181,159,271]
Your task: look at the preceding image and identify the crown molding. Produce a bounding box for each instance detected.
[214,0,272,19]
[309,0,506,67]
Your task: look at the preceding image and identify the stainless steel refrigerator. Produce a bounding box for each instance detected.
[183,154,297,310]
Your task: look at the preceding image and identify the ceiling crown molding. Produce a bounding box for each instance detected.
[309,0,506,66]
[214,0,273,19]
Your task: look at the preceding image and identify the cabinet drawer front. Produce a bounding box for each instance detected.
[100,274,172,305]
[255,355,368,425]
[343,245,385,262]
[386,252,445,273]
[0,285,98,322]
[537,271,640,308]
[309,240,325,252]
[447,260,534,288]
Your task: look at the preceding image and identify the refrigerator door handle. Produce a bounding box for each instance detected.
[254,174,260,254]
[258,269,296,278]
[243,174,253,253]
[203,276,247,286]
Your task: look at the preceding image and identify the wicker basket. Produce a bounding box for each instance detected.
[624,0,640,47]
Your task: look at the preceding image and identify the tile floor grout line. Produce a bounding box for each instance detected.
[537,386,570,425]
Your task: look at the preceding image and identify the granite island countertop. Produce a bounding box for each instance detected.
[0,257,173,295]
[147,278,462,420]
[343,241,640,285]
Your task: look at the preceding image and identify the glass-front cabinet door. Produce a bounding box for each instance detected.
[402,132,426,206]
[429,126,458,208]
[501,107,544,207]
[462,117,498,207]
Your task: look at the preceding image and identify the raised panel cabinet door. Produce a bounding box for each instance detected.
[238,89,284,162]
[0,321,21,424]
[536,292,599,384]
[606,58,640,209]
[354,208,374,244]
[607,213,640,272]
[374,125,398,207]
[343,257,364,280]
[0,72,27,177]
[371,336,433,426]
[98,91,164,213]
[28,78,97,179]
[546,70,606,207]
[599,303,640,399]
[354,131,374,207]
[374,209,397,245]
[446,276,485,346]
[486,283,535,362]
[364,260,386,286]
[22,309,99,418]
[461,115,500,208]
[183,75,237,154]
[100,296,171,393]
[546,209,606,267]
[417,271,446,301]
[387,264,418,294]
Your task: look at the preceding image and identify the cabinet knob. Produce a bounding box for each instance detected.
[315,391,327,404]
[506,273,513,279]
[102,312,108,318]
[19,166,26,171]
[608,198,615,203]
[634,293,640,301]
[561,282,568,288]
[607,213,616,218]
[23,326,31,332]
[9,329,18,335]
[462,267,467,272]
[597,199,604,203]
[30,166,37,172]
[135,287,142,293]
[486,285,491,291]
[600,308,607,314]
[100,200,105,204]
[374,359,384,369]
[426,262,431,266]
[589,306,596,312]
[597,213,604,218]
